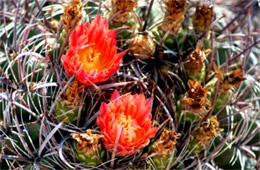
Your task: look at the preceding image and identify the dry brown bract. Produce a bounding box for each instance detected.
[193,116,222,145]
[111,0,138,24]
[62,0,82,33]
[151,129,180,158]
[71,129,102,156]
[183,80,211,117]
[61,81,84,108]
[161,0,186,35]
[213,64,245,93]
[184,41,211,73]
[192,5,213,34]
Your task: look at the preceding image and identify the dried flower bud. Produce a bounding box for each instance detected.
[192,5,213,34]
[151,129,180,158]
[205,64,245,113]
[187,116,222,154]
[72,129,102,156]
[184,41,211,82]
[111,0,138,24]
[71,129,103,166]
[184,41,211,74]
[150,129,180,169]
[129,34,156,59]
[61,81,84,108]
[55,81,84,123]
[62,0,82,33]
[161,0,186,35]
[182,80,211,118]
[10,49,17,60]
[193,116,222,145]
[213,64,245,93]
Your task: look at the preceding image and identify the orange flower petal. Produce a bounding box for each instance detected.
[96,90,157,156]
[61,15,125,86]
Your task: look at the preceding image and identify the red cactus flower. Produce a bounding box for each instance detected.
[96,90,157,156]
[61,15,125,86]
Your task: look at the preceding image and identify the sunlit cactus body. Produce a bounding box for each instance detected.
[0,0,258,169]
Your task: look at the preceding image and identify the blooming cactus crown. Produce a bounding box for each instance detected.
[61,15,125,86]
[96,90,157,156]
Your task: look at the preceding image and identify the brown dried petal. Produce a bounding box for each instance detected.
[193,116,222,144]
[183,80,211,117]
[184,46,211,73]
[61,81,84,108]
[111,0,138,24]
[161,0,186,34]
[213,64,245,93]
[151,129,180,158]
[192,5,213,34]
[71,129,102,156]
[62,0,82,33]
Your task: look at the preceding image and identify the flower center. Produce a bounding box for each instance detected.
[116,114,141,142]
[77,46,103,72]
[118,114,135,130]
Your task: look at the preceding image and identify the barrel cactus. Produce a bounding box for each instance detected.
[0,0,259,169]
